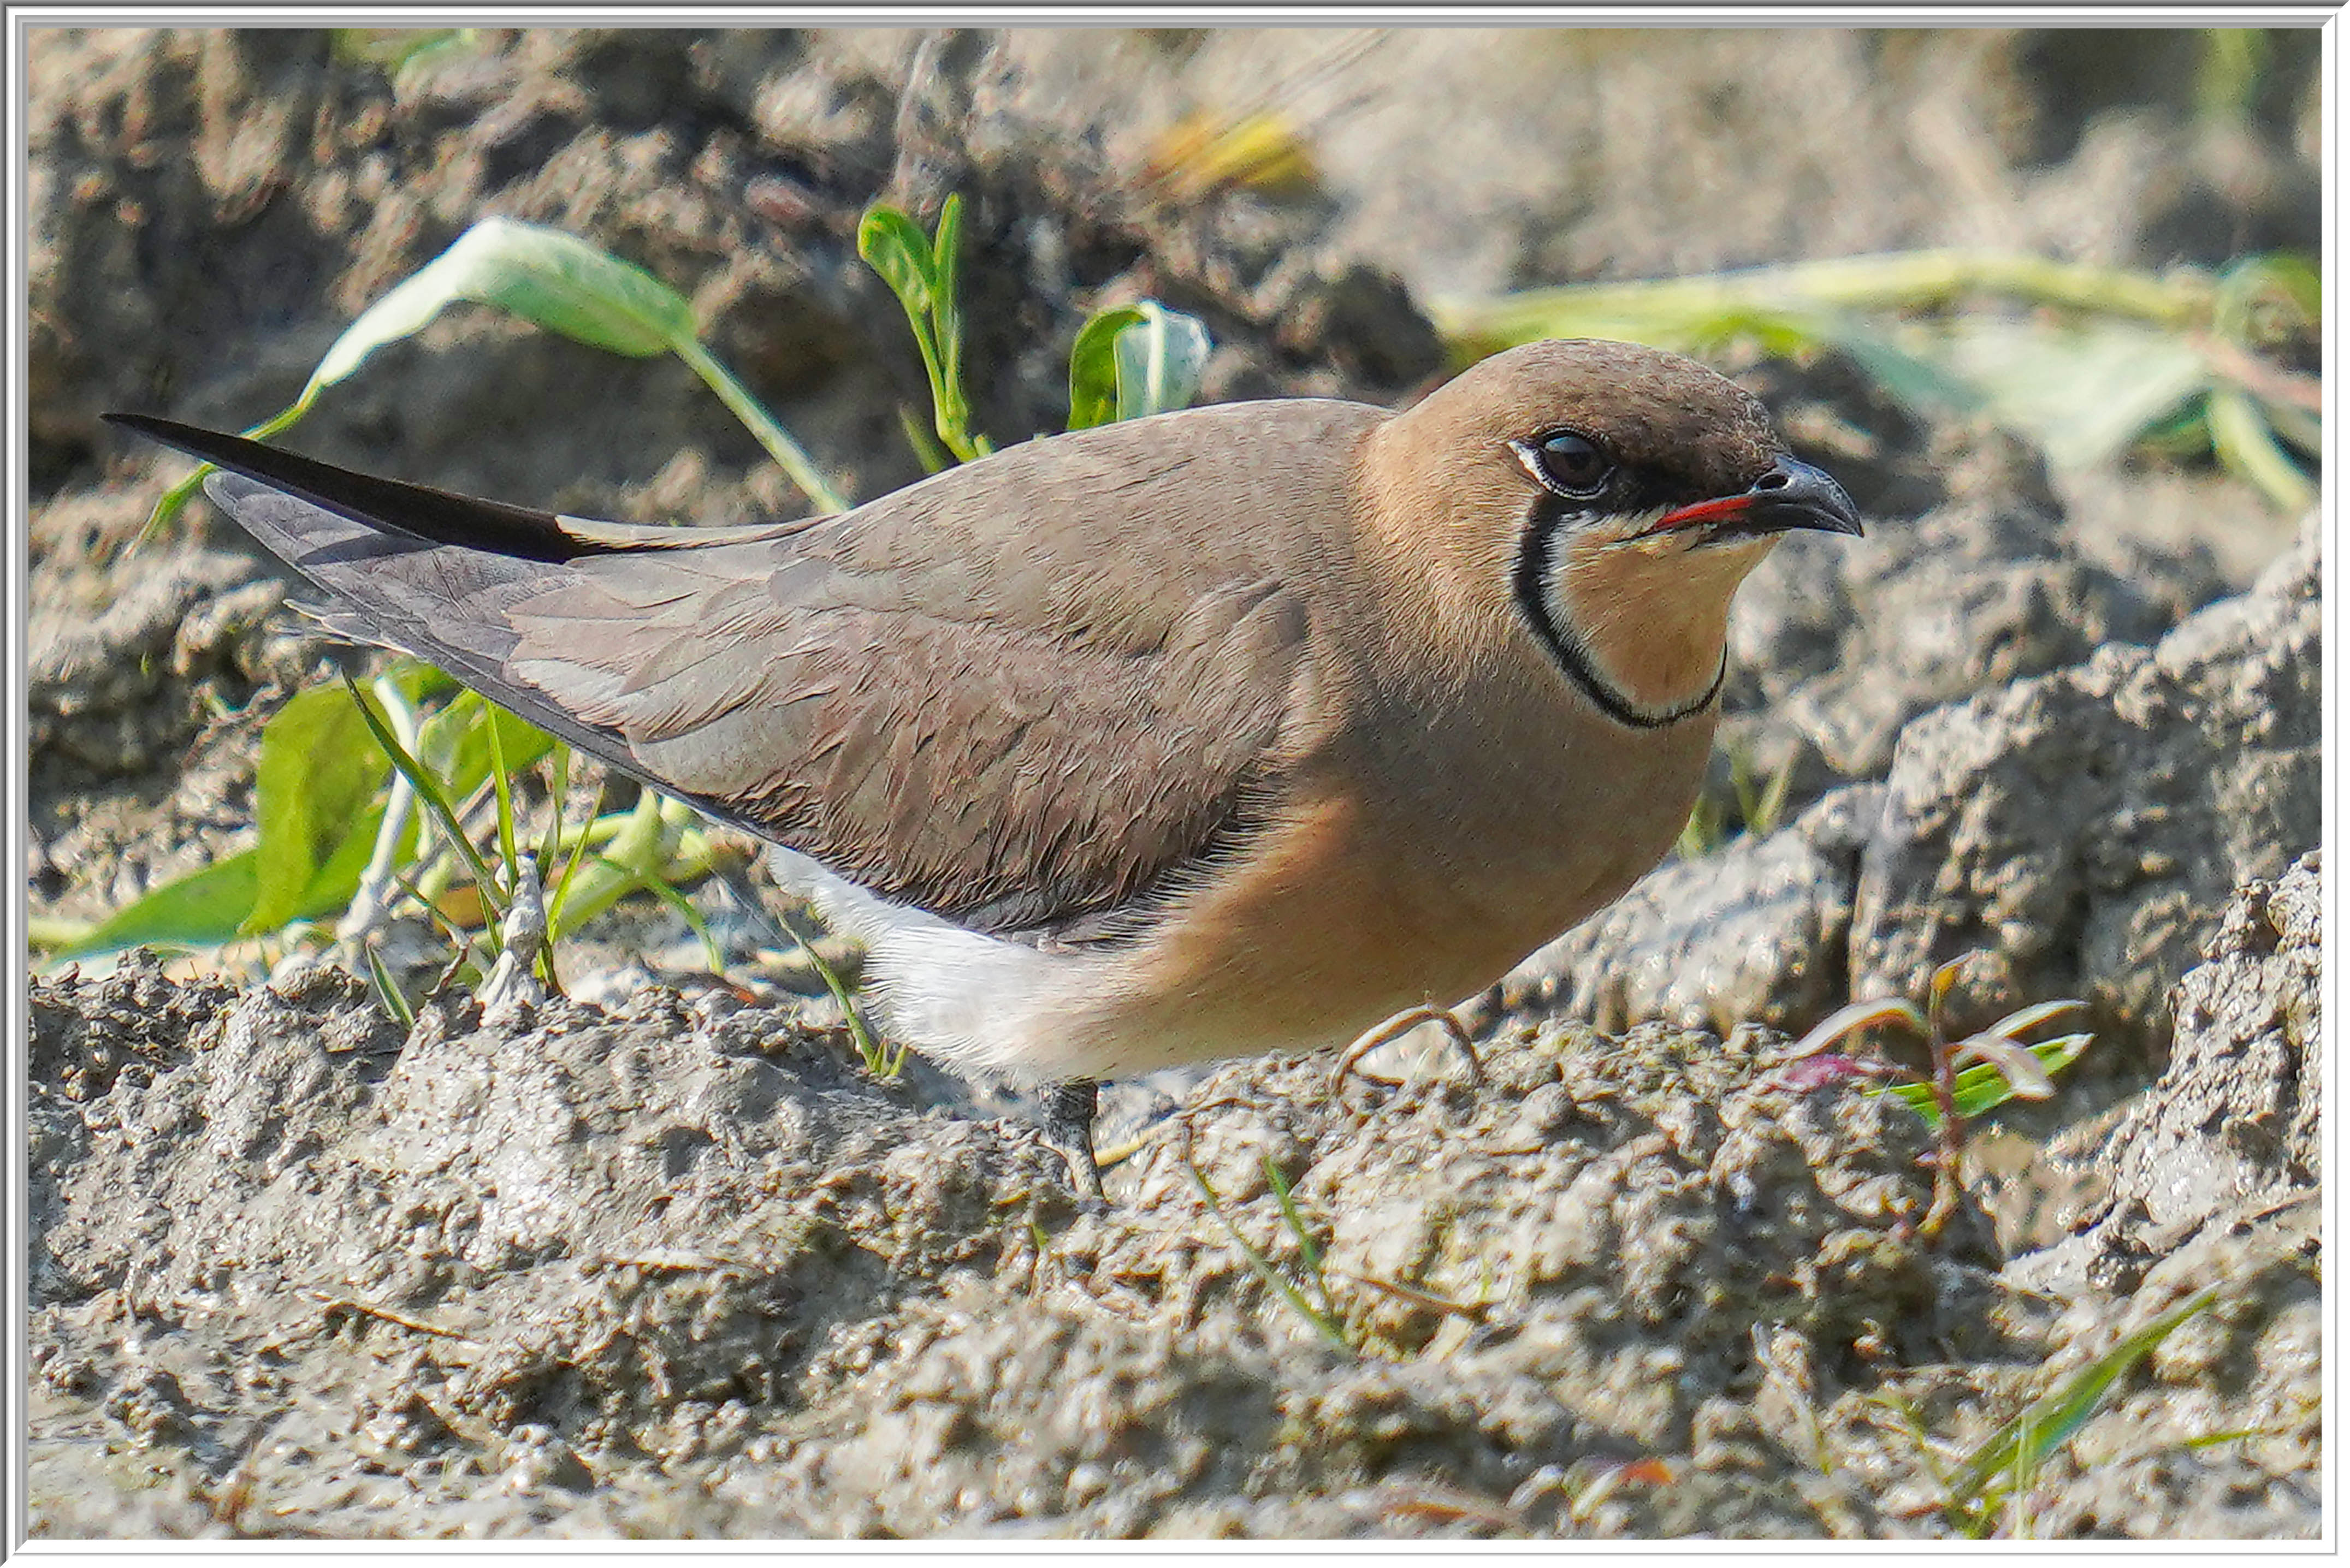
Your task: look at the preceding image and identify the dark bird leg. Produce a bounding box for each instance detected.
[1043,1078,1104,1197]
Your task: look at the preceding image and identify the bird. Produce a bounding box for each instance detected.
[109,337,1862,1193]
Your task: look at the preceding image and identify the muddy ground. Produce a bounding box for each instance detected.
[22,27,2324,1540]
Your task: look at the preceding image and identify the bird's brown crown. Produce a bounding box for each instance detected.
[1401,337,1785,508]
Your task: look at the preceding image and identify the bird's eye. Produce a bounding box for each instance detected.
[1522,430,1616,498]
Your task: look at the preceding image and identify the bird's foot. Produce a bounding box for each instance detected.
[1330,1005,1485,1101]
[1042,1077,1105,1199]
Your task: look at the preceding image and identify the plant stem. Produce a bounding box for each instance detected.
[672,338,851,514]
[1434,248,2213,350]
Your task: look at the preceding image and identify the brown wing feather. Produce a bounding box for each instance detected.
[502,504,1324,935]
[129,400,1380,937]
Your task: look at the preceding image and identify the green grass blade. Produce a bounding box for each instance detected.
[540,789,706,937]
[418,693,559,817]
[543,779,605,936]
[1187,1162,1351,1352]
[590,854,726,973]
[485,699,518,884]
[360,940,417,1029]
[862,207,951,444]
[2207,385,2317,513]
[535,744,572,875]
[1957,1288,2220,1508]
[1263,1158,1336,1318]
[339,672,504,909]
[773,904,890,1075]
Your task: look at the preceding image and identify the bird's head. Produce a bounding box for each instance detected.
[1364,338,1863,728]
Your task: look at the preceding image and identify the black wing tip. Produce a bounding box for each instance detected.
[105,410,211,439]
[105,411,283,473]
[104,409,193,446]
[104,412,597,566]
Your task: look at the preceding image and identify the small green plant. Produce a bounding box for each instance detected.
[137,217,849,548]
[1777,957,2092,1237]
[1064,300,1212,431]
[774,905,895,1078]
[40,664,718,1002]
[856,196,1209,461]
[1188,1155,1351,1353]
[857,195,991,466]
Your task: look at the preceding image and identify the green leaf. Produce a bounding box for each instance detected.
[245,682,394,933]
[298,799,402,919]
[545,789,685,939]
[932,193,967,391]
[416,692,559,810]
[1067,305,1147,430]
[1922,318,2211,471]
[1877,1034,2093,1126]
[138,219,714,544]
[856,205,939,317]
[319,218,695,384]
[1111,301,1212,422]
[860,197,990,464]
[52,852,263,960]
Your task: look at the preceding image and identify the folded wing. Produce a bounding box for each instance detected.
[112,410,1366,936]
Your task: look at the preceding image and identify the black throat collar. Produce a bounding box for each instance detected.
[1509,506,1727,730]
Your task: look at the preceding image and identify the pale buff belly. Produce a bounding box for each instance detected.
[1050,751,1702,1076]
